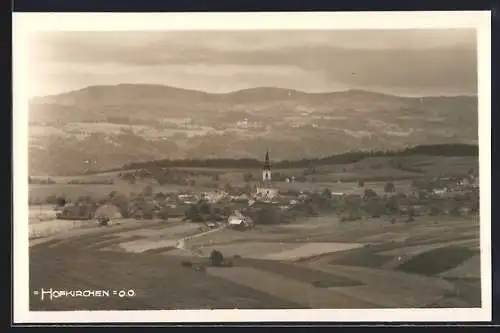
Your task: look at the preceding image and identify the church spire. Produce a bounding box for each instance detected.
[262,149,272,182]
[264,150,271,170]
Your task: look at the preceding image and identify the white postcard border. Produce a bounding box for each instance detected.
[12,11,492,323]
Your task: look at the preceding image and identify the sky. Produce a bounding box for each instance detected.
[29,29,478,97]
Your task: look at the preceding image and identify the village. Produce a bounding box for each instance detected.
[31,151,480,236]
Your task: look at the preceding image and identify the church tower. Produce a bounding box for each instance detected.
[255,149,278,201]
[262,150,271,182]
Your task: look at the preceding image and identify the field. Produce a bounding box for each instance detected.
[27,155,482,310]
[29,209,481,310]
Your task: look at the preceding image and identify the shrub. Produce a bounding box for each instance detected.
[364,188,378,200]
[321,188,332,198]
[181,260,193,267]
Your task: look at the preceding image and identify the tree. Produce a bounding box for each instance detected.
[142,185,153,196]
[185,201,213,222]
[321,188,332,199]
[385,196,399,215]
[109,193,130,218]
[365,199,384,218]
[243,172,254,182]
[407,205,415,222]
[56,196,67,207]
[148,164,166,185]
[210,250,224,266]
[184,205,201,222]
[384,182,396,193]
[364,188,378,200]
[154,192,166,201]
[198,201,212,215]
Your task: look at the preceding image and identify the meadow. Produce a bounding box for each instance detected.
[29,208,481,310]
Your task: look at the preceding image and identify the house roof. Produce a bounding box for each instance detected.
[228,218,244,225]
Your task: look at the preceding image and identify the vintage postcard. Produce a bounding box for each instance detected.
[13,11,491,323]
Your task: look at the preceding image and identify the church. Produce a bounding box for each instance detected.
[254,150,279,201]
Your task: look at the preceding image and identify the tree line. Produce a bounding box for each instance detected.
[103,143,478,173]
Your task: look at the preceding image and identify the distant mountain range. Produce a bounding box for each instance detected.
[28,84,478,175]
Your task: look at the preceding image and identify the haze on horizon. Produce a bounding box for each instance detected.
[29,29,478,98]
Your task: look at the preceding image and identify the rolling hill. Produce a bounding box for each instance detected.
[28,84,478,175]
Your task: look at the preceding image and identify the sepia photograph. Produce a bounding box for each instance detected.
[13,12,491,323]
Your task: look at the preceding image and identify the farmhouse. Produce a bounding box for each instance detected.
[178,194,198,205]
[227,210,253,230]
[94,203,122,225]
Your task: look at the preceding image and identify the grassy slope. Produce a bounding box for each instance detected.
[30,245,304,310]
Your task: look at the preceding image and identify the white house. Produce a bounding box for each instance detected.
[201,190,228,204]
[227,210,253,229]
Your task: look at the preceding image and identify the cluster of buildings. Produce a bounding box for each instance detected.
[430,174,479,196]
[54,150,289,228]
[234,118,263,129]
